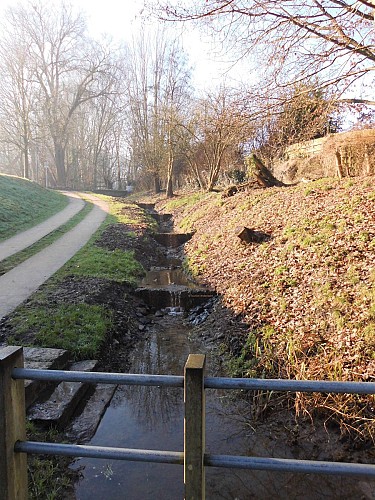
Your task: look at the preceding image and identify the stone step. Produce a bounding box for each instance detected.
[135,287,216,310]
[66,383,117,443]
[149,213,172,223]
[23,347,70,408]
[152,232,194,248]
[27,359,98,429]
[136,202,155,211]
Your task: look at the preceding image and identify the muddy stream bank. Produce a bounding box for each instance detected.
[72,208,374,499]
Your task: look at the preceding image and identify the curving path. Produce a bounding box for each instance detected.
[0,193,109,320]
[0,191,85,262]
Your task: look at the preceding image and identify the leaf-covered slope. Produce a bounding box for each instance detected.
[161,178,375,384]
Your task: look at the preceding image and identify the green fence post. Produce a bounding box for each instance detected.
[0,346,28,500]
[184,354,206,500]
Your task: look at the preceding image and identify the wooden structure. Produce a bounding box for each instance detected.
[184,354,206,499]
[0,347,28,500]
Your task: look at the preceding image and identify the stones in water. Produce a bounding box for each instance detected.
[135,204,214,314]
[188,297,218,326]
[135,286,215,312]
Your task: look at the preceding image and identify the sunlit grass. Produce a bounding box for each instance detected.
[63,245,145,284]
[9,303,112,359]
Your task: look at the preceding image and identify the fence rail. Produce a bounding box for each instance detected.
[12,368,375,394]
[12,367,184,387]
[1,346,375,500]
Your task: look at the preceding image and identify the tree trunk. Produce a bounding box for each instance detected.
[54,140,66,187]
[166,176,173,198]
[154,173,161,193]
[207,158,222,192]
[251,154,284,187]
[191,162,206,190]
[22,121,30,179]
[117,156,121,190]
[23,149,30,179]
[166,143,174,198]
[335,150,344,179]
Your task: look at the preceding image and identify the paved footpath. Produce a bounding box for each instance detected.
[0,193,109,319]
[0,192,85,262]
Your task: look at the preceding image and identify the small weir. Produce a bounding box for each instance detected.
[136,267,214,311]
[73,207,373,499]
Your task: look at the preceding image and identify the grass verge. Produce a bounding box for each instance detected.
[62,246,144,285]
[0,202,93,275]
[0,174,69,241]
[9,303,112,359]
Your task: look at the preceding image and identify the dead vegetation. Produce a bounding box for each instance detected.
[273,128,375,183]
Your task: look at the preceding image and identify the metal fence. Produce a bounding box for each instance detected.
[1,346,375,500]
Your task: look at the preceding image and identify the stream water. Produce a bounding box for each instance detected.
[73,314,374,499]
[73,219,374,499]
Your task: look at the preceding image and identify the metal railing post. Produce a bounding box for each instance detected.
[0,346,28,500]
[184,354,206,500]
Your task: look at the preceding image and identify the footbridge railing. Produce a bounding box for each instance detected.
[1,346,375,499]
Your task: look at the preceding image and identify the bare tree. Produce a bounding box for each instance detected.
[125,28,191,194]
[125,30,164,192]
[2,1,116,186]
[0,32,36,179]
[163,43,191,197]
[156,0,375,96]
[182,88,251,191]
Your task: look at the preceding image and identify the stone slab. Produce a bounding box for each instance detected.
[152,232,194,248]
[66,384,117,443]
[24,347,70,367]
[27,359,98,429]
[23,347,70,408]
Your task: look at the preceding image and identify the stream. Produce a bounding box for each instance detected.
[73,212,374,499]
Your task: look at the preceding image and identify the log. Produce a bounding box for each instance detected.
[251,154,285,187]
[222,185,238,198]
[235,226,271,244]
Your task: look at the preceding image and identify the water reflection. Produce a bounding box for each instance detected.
[74,316,375,499]
[139,269,197,289]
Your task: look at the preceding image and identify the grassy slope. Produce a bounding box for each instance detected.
[0,174,68,241]
[157,177,375,438]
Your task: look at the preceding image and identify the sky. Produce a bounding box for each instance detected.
[75,0,244,90]
[0,0,243,91]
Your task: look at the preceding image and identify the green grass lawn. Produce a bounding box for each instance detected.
[0,174,68,241]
